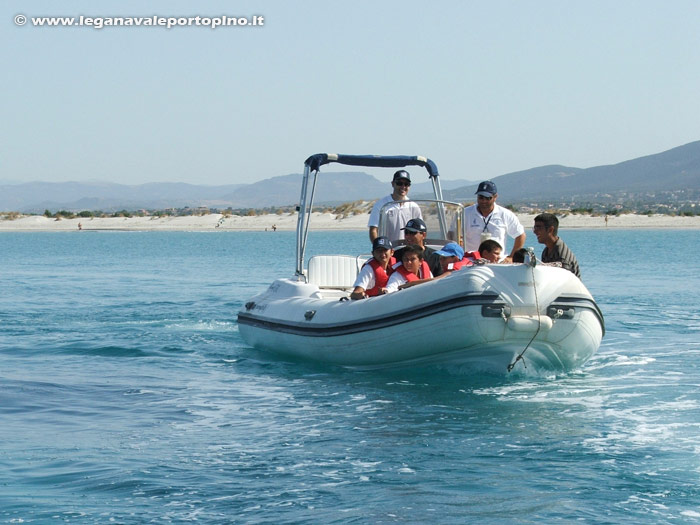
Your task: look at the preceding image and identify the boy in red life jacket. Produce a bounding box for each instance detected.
[351,236,396,299]
[385,244,433,293]
[478,239,503,263]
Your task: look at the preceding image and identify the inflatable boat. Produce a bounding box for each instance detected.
[237,154,604,373]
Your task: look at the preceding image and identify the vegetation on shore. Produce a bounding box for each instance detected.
[1,199,699,220]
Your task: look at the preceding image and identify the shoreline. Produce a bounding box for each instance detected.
[1,212,700,232]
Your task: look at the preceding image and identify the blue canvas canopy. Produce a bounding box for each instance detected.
[296,153,446,276]
[304,153,439,179]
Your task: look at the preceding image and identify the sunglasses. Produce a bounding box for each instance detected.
[394,181,410,187]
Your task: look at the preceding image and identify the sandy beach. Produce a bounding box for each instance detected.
[1,212,700,232]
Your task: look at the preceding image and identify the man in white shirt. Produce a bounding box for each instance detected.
[463,181,525,262]
[368,170,423,242]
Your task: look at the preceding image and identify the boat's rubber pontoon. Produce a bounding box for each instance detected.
[237,154,604,373]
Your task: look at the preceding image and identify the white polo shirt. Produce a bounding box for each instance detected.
[463,203,525,255]
[352,262,377,291]
[368,195,423,242]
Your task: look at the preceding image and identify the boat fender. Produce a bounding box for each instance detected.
[507,315,553,332]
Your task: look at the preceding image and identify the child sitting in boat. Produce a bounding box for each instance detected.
[478,239,503,263]
[385,244,433,293]
[350,236,396,299]
[434,242,473,275]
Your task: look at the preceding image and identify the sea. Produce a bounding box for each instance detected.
[1,229,699,524]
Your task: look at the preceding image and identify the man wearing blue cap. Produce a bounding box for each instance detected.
[368,170,423,243]
[463,180,525,262]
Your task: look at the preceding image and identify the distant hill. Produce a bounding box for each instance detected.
[2,141,699,212]
[0,172,477,212]
[222,172,386,207]
[224,172,477,207]
[0,182,243,213]
[444,140,700,205]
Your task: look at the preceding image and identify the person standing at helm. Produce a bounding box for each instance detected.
[368,170,423,243]
[464,180,525,263]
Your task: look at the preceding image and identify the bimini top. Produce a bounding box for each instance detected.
[304,153,439,179]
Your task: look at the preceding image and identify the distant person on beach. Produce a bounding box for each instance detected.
[272,224,277,232]
[478,239,503,263]
[368,170,423,243]
[463,181,525,262]
[351,237,395,299]
[78,222,82,230]
[392,218,440,276]
[533,213,581,278]
[385,244,433,293]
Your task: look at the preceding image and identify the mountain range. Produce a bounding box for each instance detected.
[440,140,700,205]
[0,173,475,213]
[2,141,699,213]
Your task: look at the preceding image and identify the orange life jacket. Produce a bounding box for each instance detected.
[451,258,472,270]
[364,257,396,296]
[396,260,431,281]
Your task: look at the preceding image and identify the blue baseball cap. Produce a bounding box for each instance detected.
[435,242,464,259]
[475,180,497,197]
[372,236,393,251]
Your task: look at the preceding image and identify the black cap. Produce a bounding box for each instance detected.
[372,236,393,251]
[401,218,427,233]
[392,170,411,182]
[475,180,497,196]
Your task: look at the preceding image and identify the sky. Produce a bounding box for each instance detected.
[3,0,700,185]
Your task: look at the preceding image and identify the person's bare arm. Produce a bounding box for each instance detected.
[505,233,526,262]
[369,226,378,242]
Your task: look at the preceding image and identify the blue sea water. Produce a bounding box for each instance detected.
[1,229,700,523]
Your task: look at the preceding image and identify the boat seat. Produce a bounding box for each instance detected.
[307,255,363,289]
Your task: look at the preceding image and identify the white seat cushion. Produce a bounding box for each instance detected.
[307,255,363,289]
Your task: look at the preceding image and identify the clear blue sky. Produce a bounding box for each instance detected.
[3,0,699,185]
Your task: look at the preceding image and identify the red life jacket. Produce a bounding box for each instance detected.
[396,260,431,281]
[465,250,481,262]
[364,257,396,296]
[451,257,473,270]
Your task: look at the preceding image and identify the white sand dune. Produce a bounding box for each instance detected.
[1,212,699,232]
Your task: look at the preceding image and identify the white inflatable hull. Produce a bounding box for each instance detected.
[238,264,604,373]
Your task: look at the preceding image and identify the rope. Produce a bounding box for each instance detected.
[507,262,541,372]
